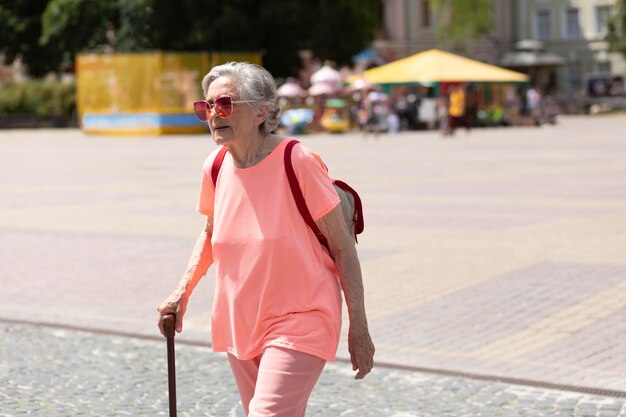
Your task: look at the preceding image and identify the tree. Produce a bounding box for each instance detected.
[0,0,61,77]
[40,0,153,56]
[607,0,626,57]
[430,0,493,49]
[0,0,153,75]
[1,0,381,78]
[114,0,153,51]
[145,0,381,76]
[305,0,381,69]
[39,0,115,68]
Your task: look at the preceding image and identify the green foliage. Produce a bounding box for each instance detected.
[145,0,381,76]
[0,0,61,77]
[1,0,382,78]
[607,0,626,57]
[430,0,493,45]
[40,0,113,52]
[305,0,381,68]
[0,80,76,119]
[115,0,154,51]
[40,0,152,54]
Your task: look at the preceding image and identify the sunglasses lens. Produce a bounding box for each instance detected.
[193,101,208,122]
[214,96,233,118]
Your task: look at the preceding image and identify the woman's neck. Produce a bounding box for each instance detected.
[229,133,279,168]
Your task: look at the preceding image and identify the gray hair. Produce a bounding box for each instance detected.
[201,62,280,135]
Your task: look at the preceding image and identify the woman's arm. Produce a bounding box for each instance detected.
[158,216,214,336]
[316,205,375,379]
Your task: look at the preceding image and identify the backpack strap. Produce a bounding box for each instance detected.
[211,146,229,187]
[284,140,330,251]
[211,141,333,251]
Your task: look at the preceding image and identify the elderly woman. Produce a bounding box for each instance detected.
[157,62,375,417]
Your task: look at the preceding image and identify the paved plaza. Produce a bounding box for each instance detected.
[2,322,625,417]
[1,114,626,415]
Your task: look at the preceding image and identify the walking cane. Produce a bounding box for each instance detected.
[162,314,177,417]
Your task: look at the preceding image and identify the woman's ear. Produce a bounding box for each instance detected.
[256,103,269,126]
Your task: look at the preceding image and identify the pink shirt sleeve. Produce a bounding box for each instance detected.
[290,143,340,220]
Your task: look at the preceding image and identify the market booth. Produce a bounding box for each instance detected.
[349,49,529,127]
[76,51,262,135]
[354,49,529,85]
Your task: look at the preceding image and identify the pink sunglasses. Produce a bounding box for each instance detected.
[193,96,256,121]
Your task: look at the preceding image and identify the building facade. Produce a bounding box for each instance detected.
[374,0,625,99]
[516,0,624,97]
[375,0,517,64]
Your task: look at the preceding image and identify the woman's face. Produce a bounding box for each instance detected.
[205,77,261,146]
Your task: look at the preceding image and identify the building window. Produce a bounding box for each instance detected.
[597,62,611,76]
[595,5,612,35]
[421,0,431,27]
[536,10,551,40]
[567,65,583,91]
[566,8,582,38]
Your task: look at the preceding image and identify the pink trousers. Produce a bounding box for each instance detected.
[227,347,326,417]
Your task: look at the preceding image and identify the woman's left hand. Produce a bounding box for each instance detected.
[348,321,375,380]
[315,205,375,379]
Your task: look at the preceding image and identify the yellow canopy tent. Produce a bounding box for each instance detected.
[350,49,528,85]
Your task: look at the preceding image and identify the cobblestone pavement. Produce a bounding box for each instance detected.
[2,322,626,417]
[1,115,626,400]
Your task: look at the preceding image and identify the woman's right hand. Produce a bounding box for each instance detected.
[157,292,188,337]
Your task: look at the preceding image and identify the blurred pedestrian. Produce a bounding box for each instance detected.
[157,62,375,417]
[526,86,543,126]
[387,110,399,135]
[436,94,449,136]
[464,83,478,133]
[357,100,369,133]
[448,85,466,135]
[362,94,380,139]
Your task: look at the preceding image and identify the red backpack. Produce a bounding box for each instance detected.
[211,139,364,251]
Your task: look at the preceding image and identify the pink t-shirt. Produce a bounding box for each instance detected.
[197,139,342,361]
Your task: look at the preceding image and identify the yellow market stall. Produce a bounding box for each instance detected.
[76,51,262,135]
[349,48,529,107]
[351,49,529,85]
[348,49,529,127]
